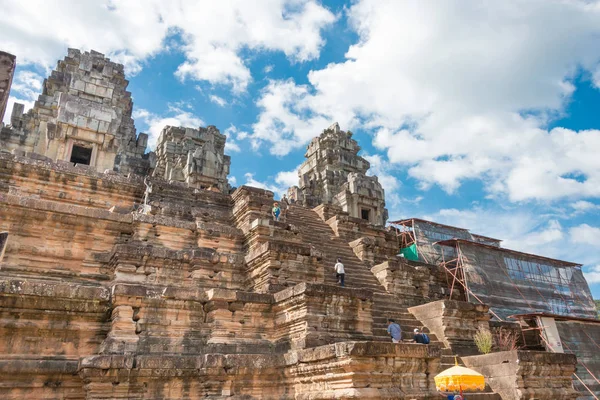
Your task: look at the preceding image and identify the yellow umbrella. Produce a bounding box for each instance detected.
[434,359,485,396]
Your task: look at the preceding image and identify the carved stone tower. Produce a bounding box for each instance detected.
[152,125,231,192]
[0,49,149,174]
[289,122,388,226]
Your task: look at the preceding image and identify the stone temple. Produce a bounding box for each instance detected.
[0,49,598,399]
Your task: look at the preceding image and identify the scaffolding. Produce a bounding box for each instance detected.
[510,313,600,399]
[436,239,597,321]
[389,218,501,266]
[388,218,599,398]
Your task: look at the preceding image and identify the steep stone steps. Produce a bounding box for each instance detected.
[285,205,441,344]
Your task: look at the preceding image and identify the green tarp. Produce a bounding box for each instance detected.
[400,243,419,261]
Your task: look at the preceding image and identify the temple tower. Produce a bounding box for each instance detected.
[289,122,388,226]
[0,51,16,123]
[0,49,149,174]
[153,125,231,192]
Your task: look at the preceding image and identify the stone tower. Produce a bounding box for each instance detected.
[153,125,231,192]
[0,49,150,174]
[0,51,16,123]
[290,122,388,226]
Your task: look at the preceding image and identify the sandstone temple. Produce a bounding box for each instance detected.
[0,49,598,399]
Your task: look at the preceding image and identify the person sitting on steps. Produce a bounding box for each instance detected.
[413,328,430,344]
[334,257,345,287]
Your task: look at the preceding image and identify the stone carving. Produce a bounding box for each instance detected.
[290,122,388,226]
[153,125,231,192]
[0,49,150,174]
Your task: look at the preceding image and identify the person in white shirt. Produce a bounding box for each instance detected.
[334,258,345,287]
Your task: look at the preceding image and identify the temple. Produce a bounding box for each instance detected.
[289,122,388,226]
[0,49,598,399]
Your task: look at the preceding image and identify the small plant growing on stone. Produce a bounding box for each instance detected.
[474,326,493,354]
[493,328,519,352]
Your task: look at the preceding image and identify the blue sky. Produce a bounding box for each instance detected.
[3,0,600,298]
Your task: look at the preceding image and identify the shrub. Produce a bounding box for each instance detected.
[474,326,493,354]
[493,328,519,352]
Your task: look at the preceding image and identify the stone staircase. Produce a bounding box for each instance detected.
[286,205,502,399]
[285,205,436,342]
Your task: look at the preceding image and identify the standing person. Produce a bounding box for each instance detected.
[272,202,281,221]
[334,258,345,287]
[281,195,289,221]
[387,319,402,343]
[413,328,430,344]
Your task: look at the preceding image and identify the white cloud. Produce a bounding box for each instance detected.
[249,0,600,202]
[243,165,300,198]
[229,176,237,186]
[363,153,400,207]
[569,224,600,246]
[275,166,300,189]
[133,106,204,149]
[243,172,281,195]
[225,141,241,153]
[3,97,34,125]
[584,265,600,284]
[209,95,227,107]
[223,125,249,153]
[571,200,600,214]
[251,79,333,155]
[264,65,274,74]
[0,0,336,92]
[593,66,600,89]
[2,70,44,124]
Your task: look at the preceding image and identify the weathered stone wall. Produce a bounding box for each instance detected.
[372,260,462,307]
[273,283,373,350]
[0,51,16,123]
[408,300,490,356]
[0,153,143,209]
[79,342,442,399]
[462,350,580,399]
[0,279,109,400]
[1,49,150,174]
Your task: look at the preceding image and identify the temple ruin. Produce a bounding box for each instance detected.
[289,122,388,226]
[0,49,598,399]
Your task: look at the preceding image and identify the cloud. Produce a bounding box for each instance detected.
[363,153,401,208]
[569,224,600,246]
[133,106,204,149]
[249,0,600,202]
[209,95,227,107]
[584,265,600,284]
[571,200,600,214]
[243,172,281,195]
[2,70,44,124]
[223,125,249,153]
[251,79,333,155]
[0,0,336,92]
[243,165,300,198]
[275,167,300,189]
